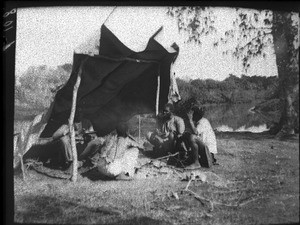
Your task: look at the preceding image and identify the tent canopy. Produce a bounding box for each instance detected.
[40,25,179,138]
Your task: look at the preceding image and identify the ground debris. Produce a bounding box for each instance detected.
[134,161,179,179]
[136,157,152,168]
[166,205,182,211]
[202,212,213,218]
[152,160,167,168]
[171,192,179,200]
[134,159,232,190]
[180,170,230,188]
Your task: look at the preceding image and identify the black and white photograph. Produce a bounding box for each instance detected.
[5,2,299,225]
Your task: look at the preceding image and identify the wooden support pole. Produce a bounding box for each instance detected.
[17,119,36,181]
[18,132,26,181]
[156,75,160,116]
[138,115,141,142]
[68,62,84,182]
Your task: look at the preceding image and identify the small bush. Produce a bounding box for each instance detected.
[15,65,71,109]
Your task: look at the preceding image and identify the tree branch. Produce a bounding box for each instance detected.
[243,27,272,31]
[236,32,272,52]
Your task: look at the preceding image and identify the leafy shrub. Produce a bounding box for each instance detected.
[15,65,71,109]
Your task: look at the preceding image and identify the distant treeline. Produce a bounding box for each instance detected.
[177,74,279,104]
[15,65,279,111]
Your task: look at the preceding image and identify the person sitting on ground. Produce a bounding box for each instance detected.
[185,106,218,169]
[83,122,143,180]
[52,118,95,169]
[146,103,186,155]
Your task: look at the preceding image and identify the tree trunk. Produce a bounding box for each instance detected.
[272,11,299,136]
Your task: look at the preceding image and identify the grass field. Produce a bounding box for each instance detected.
[13,122,299,225]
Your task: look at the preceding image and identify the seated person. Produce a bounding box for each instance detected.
[52,118,95,169]
[146,103,186,155]
[185,106,218,169]
[81,122,143,180]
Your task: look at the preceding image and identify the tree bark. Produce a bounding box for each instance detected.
[272,11,299,135]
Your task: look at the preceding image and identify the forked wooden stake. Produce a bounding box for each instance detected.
[68,60,86,182]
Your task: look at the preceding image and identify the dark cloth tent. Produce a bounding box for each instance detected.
[40,25,179,138]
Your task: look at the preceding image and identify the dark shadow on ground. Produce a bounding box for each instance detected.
[16,195,172,225]
[216,131,299,142]
[102,216,173,225]
[15,195,122,224]
[216,131,274,140]
[81,168,115,181]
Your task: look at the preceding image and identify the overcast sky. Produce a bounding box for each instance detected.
[15,6,279,81]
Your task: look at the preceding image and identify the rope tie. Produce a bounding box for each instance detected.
[103,6,117,25]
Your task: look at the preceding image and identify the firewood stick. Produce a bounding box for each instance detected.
[185,178,193,190]
[153,152,179,161]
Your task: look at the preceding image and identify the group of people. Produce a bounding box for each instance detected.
[52,119,142,180]
[51,102,218,180]
[146,103,218,169]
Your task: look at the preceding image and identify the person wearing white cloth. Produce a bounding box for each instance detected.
[185,106,218,169]
[80,122,143,180]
